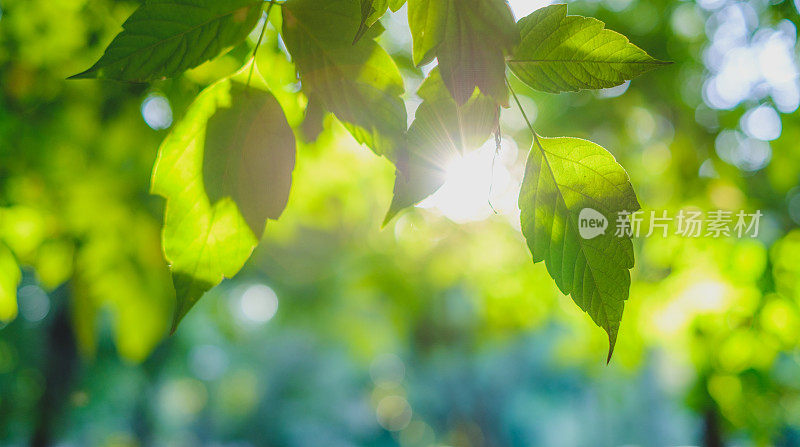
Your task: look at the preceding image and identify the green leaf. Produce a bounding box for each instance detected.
[151,78,294,330]
[70,0,262,82]
[436,0,519,105]
[508,4,669,93]
[300,96,327,144]
[282,0,406,160]
[408,0,448,66]
[407,0,519,101]
[518,136,640,362]
[203,84,296,237]
[386,68,498,222]
[355,0,389,43]
[0,244,20,322]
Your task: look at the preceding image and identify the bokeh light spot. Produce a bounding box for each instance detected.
[238,284,279,324]
[376,395,412,431]
[741,105,781,141]
[18,285,49,323]
[141,93,173,130]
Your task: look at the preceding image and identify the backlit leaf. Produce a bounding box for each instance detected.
[203,84,296,237]
[300,97,327,144]
[407,0,519,101]
[151,78,293,330]
[408,0,448,66]
[70,0,262,82]
[436,0,518,104]
[386,68,498,222]
[282,0,406,160]
[509,4,669,93]
[518,136,639,361]
[355,0,390,43]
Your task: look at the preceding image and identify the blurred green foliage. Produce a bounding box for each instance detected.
[1,0,800,446]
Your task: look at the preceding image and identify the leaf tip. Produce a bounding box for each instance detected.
[353,22,370,44]
[169,272,214,335]
[169,294,193,335]
[606,329,618,364]
[67,69,96,80]
[169,309,184,335]
[382,207,400,228]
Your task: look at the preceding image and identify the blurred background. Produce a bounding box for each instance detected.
[2,0,800,445]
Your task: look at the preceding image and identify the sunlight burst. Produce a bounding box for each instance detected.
[418,139,522,223]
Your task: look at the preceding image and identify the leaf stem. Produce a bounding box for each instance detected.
[246,0,280,91]
[487,127,501,215]
[505,76,540,146]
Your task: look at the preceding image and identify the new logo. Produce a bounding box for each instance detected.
[578,208,607,239]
